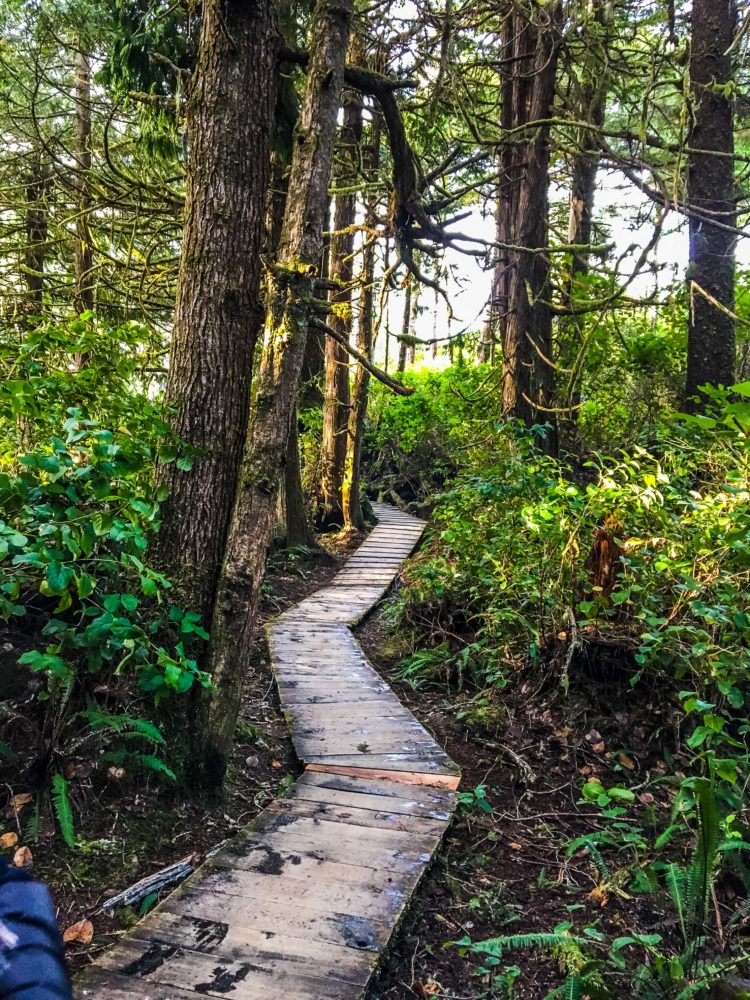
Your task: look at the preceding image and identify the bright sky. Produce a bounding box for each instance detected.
[378,173,750,367]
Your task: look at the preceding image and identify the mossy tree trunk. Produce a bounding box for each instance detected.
[154,0,280,624]
[203,0,354,780]
[319,85,363,529]
[344,99,382,530]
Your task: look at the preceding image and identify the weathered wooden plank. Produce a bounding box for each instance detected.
[183,866,412,923]
[209,839,416,886]
[288,773,455,819]
[306,762,461,790]
[122,915,375,984]
[95,940,358,999]
[303,750,460,776]
[298,767,457,806]
[162,888,395,951]
[263,797,447,835]
[248,806,445,855]
[76,968,205,999]
[212,832,429,880]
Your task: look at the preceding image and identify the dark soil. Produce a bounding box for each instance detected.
[0,532,362,973]
[357,603,693,1000]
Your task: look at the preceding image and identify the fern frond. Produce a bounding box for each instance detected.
[23,797,40,844]
[654,824,684,851]
[133,754,176,781]
[585,840,613,883]
[81,710,164,744]
[543,975,587,1000]
[726,896,750,929]
[102,750,175,781]
[51,773,75,848]
[57,672,75,715]
[686,778,720,944]
[718,839,750,854]
[565,832,618,857]
[467,932,591,959]
[665,863,688,942]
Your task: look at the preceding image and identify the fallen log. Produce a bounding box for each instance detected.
[101,853,202,913]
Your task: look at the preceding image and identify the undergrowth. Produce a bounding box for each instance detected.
[365,368,750,997]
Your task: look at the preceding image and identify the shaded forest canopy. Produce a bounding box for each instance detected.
[0,0,750,994]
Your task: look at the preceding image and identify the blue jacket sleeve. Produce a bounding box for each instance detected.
[0,858,72,999]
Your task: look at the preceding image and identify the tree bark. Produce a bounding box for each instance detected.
[685,0,736,407]
[407,280,419,365]
[499,3,561,454]
[283,416,317,546]
[204,0,354,780]
[344,99,381,531]
[319,86,363,529]
[397,278,412,372]
[154,0,280,623]
[267,152,318,548]
[25,154,48,322]
[74,49,94,319]
[558,0,610,447]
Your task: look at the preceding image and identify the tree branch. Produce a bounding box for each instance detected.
[311,319,414,396]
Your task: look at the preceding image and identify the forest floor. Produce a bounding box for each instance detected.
[359,604,680,1000]
[0,531,362,973]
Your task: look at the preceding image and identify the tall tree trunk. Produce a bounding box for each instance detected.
[204,0,354,780]
[558,0,609,447]
[407,280,419,365]
[283,417,316,546]
[500,3,561,455]
[397,278,412,372]
[319,86,363,529]
[685,0,736,407]
[344,101,382,530]
[74,49,93,319]
[25,154,48,322]
[154,0,280,623]
[267,152,318,548]
[479,187,503,364]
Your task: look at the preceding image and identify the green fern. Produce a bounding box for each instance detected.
[80,710,164,744]
[686,778,720,945]
[102,749,176,781]
[543,976,586,1000]
[665,862,689,942]
[654,824,684,851]
[23,796,40,844]
[726,896,750,930]
[565,832,618,857]
[462,931,591,960]
[584,840,614,884]
[51,773,75,848]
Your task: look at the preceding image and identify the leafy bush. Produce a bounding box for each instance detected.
[364,364,500,505]
[0,319,205,841]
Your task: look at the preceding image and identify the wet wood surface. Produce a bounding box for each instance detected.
[76,503,459,999]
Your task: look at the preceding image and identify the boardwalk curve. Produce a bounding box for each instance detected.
[76,503,460,999]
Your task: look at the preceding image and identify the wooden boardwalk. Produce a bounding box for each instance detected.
[76,503,459,999]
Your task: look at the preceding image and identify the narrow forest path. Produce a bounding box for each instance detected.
[75,503,460,1000]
